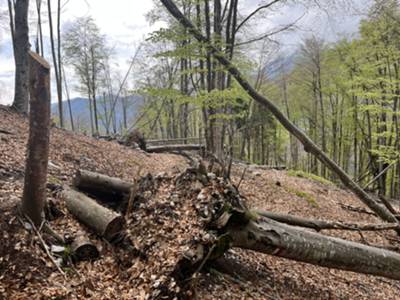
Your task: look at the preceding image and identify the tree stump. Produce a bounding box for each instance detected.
[22,51,51,226]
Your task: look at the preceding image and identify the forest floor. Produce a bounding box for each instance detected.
[1,105,400,299]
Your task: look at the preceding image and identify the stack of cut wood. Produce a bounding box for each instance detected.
[61,169,130,241]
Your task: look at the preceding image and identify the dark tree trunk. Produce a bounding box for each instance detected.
[22,51,51,226]
[11,0,30,113]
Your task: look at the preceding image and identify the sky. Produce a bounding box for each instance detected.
[0,0,371,105]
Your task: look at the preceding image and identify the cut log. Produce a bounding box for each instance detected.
[254,210,400,231]
[61,188,124,240]
[229,215,400,280]
[73,169,133,196]
[71,235,99,261]
[147,144,205,153]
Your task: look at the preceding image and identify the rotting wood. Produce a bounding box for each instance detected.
[159,0,399,227]
[22,51,51,226]
[61,187,124,240]
[254,210,400,232]
[71,235,99,261]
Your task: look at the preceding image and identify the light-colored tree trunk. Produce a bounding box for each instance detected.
[230,216,400,280]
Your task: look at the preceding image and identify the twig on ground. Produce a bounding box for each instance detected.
[235,167,248,190]
[23,214,66,278]
[255,210,400,232]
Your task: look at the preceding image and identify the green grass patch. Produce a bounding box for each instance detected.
[287,170,333,186]
[286,186,319,208]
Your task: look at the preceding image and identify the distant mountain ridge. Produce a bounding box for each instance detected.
[51,95,143,133]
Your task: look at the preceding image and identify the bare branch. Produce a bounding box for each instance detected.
[234,0,282,34]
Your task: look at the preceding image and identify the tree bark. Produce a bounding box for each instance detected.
[61,188,125,240]
[73,169,133,196]
[11,0,30,113]
[159,0,399,226]
[229,215,400,280]
[22,51,51,226]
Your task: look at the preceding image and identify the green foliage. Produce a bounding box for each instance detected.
[287,170,333,186]
[285,186,319,208]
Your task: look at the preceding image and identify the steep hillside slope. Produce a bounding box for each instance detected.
[1,105,400,299]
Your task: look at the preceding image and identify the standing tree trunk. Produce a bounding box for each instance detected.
[90,46,99,135]
[11,0,30,113]
[47,0,63,127]
[62,65,75,131]
[35,0,44,56]
[22,51,51,226]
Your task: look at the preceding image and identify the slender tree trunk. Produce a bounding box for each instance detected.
[11,0,30,113]
[204,0,215,152]
[62,66,75,131]
[47,0,63,127]
[7,0,15,53]
[35,0,44,56]
[90,47,99,135]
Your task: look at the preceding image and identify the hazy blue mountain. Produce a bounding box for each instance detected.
[265,53,296,79]
[51,95,143,134]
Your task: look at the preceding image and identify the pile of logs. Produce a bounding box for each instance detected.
[58,166,400,282]
[61,170,130,241]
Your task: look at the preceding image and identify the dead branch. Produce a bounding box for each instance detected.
[255,209,400,231]
[23,214,66,278]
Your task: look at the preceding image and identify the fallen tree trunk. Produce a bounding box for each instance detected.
[254,209,400,231]
[73,169,133,196]
[61,188,124,240]
[147,144,205,153]
[159,0,398,226]
[228,215,400,280]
